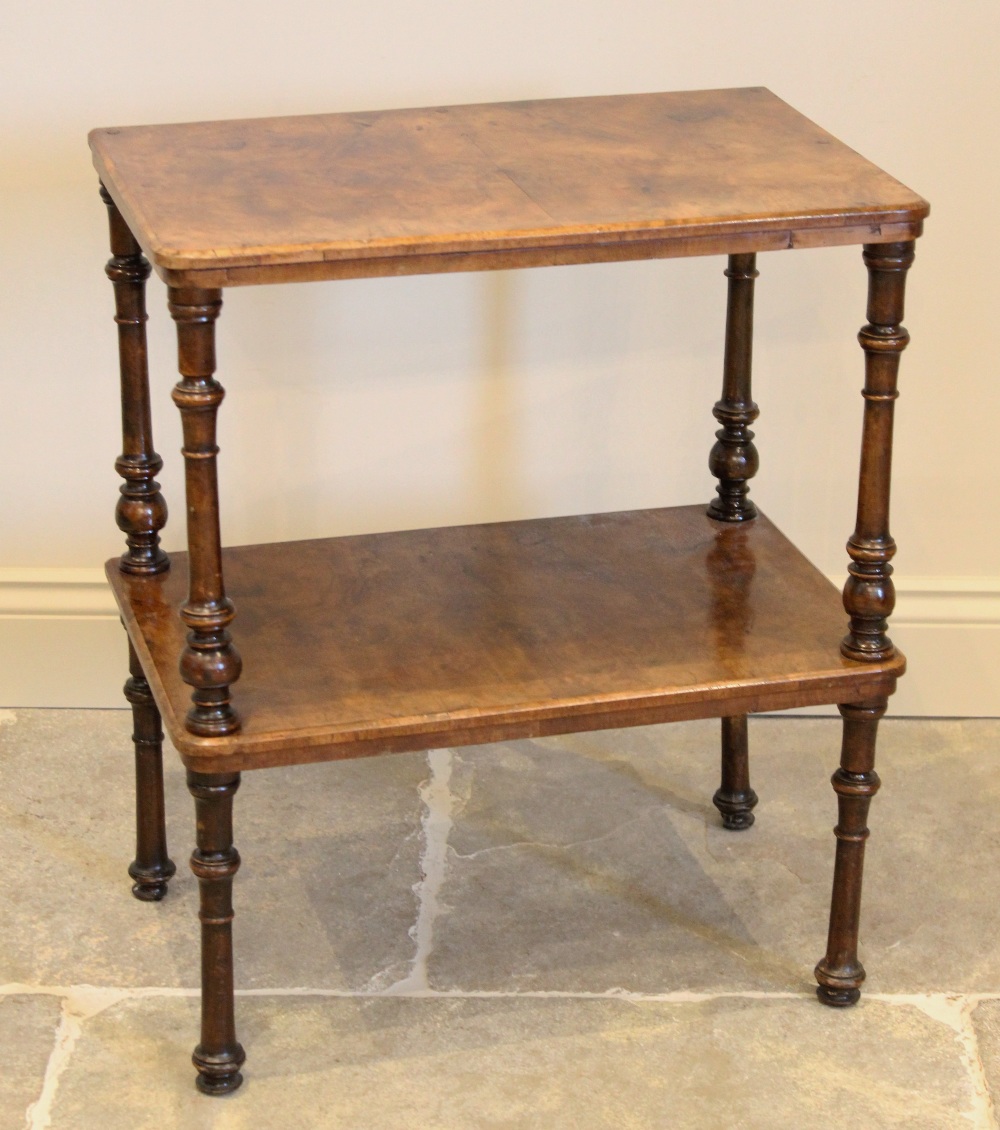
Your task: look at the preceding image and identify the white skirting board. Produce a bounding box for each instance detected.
[1,567,998,715]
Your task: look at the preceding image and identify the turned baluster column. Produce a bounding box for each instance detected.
[168,288,241,736]
[815,698,885,1005]
[103,183,174,899]
[842,241,914,661]
[188,771,245,1094]
[708,253,760,828]
[708,252,759,522]
[101,185,169,575]
[124,639,176,900]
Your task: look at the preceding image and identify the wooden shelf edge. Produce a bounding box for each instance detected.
[107,504,907,773]
[150,220,925,289]
[164,669,903,773]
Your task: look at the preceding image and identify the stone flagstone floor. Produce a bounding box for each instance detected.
[3,708,1000,1128]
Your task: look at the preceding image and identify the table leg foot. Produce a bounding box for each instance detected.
[124,637,175,901]
[713,801,757,831]
[128,867,175,903]
[713,715,758,830]
[815,982,862,1008]
[193,1051,245,1096]
[814,699,884,1009]
[188,770,244,1095]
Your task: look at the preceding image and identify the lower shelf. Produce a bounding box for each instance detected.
[108,505,904,771]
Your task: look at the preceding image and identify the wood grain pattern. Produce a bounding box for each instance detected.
[90,88,928,287]
[108,505,902,772]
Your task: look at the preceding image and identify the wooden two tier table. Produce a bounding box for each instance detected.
[90,87,928,1095]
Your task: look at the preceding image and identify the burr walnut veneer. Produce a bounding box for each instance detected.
[90,87,928,1095]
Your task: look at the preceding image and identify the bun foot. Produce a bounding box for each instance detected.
[195,1069,244,1096]
[130,879,169,902]
[193,1046,246,1096]
[816,984,861,1008]
[713,787,758,830]
[815,954,865,1008]
[721,810,755,831]
[129,859,176,902]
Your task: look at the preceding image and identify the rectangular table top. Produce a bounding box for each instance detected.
[91,87,928,287]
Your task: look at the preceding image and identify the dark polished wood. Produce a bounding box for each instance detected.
[168,288,241,737]
[841,242,914,662]
[188,770,245,1095]
[101,185,169,576]
[815,698,886,1005]
[705,518,758,829]
[708,253,759,522]
[713,715,758,830]
[123,636,175,900]
[90,89,927,289]
[93,90,926,1090]
[109,506,903,773]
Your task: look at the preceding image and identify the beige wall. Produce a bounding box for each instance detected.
[1,2,998,713]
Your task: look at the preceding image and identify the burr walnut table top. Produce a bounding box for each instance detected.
[108,506,904,772]
[90,87,928,288]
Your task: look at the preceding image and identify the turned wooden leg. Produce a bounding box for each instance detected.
[713,715,758,830]
[815,698,885,1006]
[842,241,914,661]
[101,184,169,576]
[169,288,241,736]
[123,637,176,900]
[708,253,759,522]
[188,770,245,1095]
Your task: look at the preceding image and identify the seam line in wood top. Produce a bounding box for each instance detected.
[457,127,560,226]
